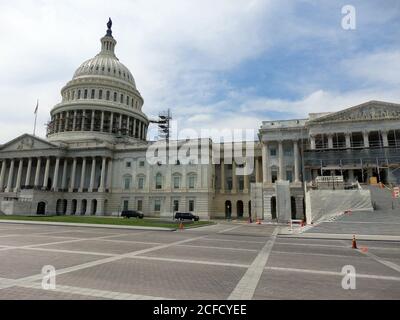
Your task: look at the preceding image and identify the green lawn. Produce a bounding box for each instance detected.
[0,215,214,229]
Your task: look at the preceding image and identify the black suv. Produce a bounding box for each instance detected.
[121,210,144,219]
[174,212,199,221]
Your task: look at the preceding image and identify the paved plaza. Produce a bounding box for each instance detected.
[0,221,399,300]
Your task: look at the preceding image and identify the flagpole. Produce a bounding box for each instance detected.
[33,99,38,136]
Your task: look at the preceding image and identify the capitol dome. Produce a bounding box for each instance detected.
[47,19,149,144]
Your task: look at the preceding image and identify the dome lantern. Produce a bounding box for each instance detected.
[100,18,116,56]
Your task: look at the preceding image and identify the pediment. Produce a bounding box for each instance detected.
[307,101,400,124]
[0,134,60,152]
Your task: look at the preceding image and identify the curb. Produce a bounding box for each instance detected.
[0,220,176,232]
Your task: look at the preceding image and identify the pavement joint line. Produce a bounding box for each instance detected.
[217,225,243,234]
[264,266,400,282]
[275,242,348,248]
[203,238,265,244]
[324,221,400,225]
[0,232,142,252]
[129,255,250,268]
[14,246,118,257]
[177,244,259,252]
[16,282,171,300]
[228,227,279,300]
[272,250,369,259]
[360,250,400,274]
[279,233,400,242]
[0,234,208,291]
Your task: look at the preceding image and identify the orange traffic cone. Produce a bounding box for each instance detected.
[352,235,357,249]
[256,218,261,225]
[179,222,184,230]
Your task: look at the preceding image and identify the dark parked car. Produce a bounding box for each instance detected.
[121,210,144,219]
[174,212,199,221]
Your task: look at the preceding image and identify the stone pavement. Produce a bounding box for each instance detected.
[0,222,399,300]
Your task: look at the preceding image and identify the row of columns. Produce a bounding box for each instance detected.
[0,157,112,193]
[309,130,390,150]
[50,110,147,140]
[262,140,300,184]
[220,157,262,193]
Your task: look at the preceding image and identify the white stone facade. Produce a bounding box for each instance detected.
[1,22,400,221]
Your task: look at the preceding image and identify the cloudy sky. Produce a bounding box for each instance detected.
[0,0,399,143]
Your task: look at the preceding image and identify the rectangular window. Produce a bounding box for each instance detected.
[239,178,244,190]
[189,200,194,212]
[123,200,129,211]
[156,175,162,189]
[173,176,180,189]
[138,177,144,190]
[137,200,143,211]
[286,171,293,182]
[154,199,161,212]
[188,176,195,189]
[173,200,179,212]
[139,161,145,167]
[272,171,278,183]
[270,148,277,156]
[284,148,293,156]
[124,178,131,190]
[126,162,131,168]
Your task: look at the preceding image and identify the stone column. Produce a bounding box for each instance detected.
[106,159,113,190]
[126,117,130,136]
[52,157,60,191]
[25,158,32,187]
[244,171,249,193]
[262,142,268,183]
[327,134,333,149]
[14,159,23,192]
[69,158,77,192]
[98,157,106,192]
[0,160,6,191]
[61,159,68,190]
[310,135,316,150]
[100,111,104,132]
[348,169,354,182]
[42,157,50,190]
[118,114,122,132]
[81,111,86,131]
[34,158,41,187]
[79,158,86,192]
[220,159,225,193]
[89,157,96,192]
[109,112,114,133]
[5,159,15,192]
[90,110,95,131]
[133,119,137,137]
[294,140,300,183]
[232,160,237,193]
[72,111,77,131]
[255,157,260,183]
[381,130,389,147]
[278,141,284,180]
[345,132,351,148]
[363,131,369,148]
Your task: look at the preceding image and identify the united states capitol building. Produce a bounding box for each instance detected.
[1,21,399,221]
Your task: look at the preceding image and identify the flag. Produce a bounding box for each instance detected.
[34,100,38,114]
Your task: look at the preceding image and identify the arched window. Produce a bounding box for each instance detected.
[84,89,88,99]
[91,89,95,99]
[126,96,129,105]
[106,91,110,100]
[120,94,124,104]
[77,90,81,99]
[155,173,162,189]
[114,92,117,102]
[98,90,103,99]
[72,91,75,100]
